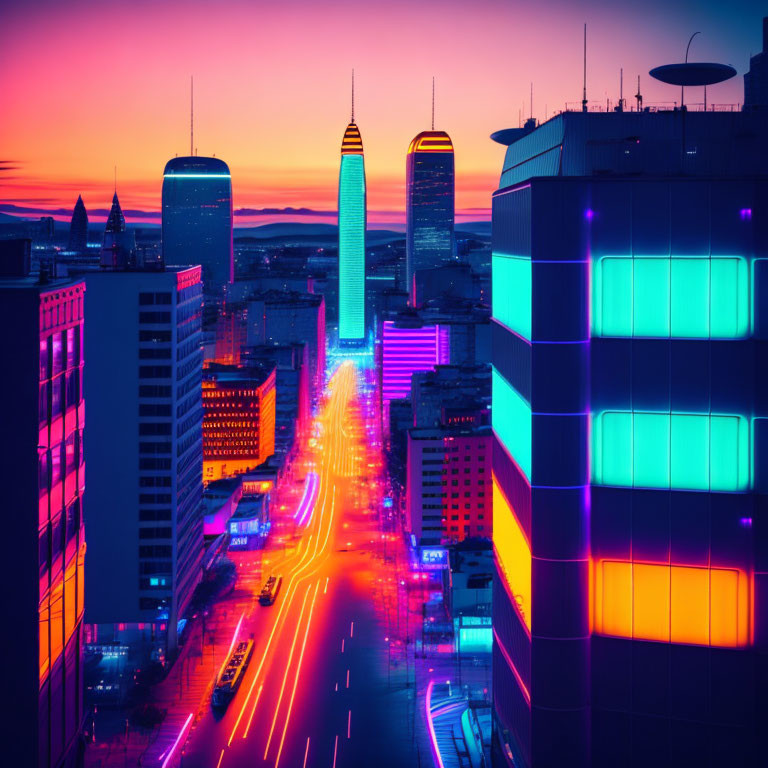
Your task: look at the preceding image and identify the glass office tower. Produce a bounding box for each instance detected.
[162,156,233,291]
[491,109,768,768]
[406,131,454,303]
[338,121,366,345]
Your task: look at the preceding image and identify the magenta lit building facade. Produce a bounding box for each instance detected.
[0,250,86,768]
[380,319,450,418]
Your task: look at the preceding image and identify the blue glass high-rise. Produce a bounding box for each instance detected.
[406,131,455,303]
[162,156,233,290]
[338,121,366,345]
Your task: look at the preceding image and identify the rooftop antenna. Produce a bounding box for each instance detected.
[530,82,533,120]
[635,75,643,111]
[619,68,624,111]
[190,76,194,156]
[431,76,435,130]
[682,31,701,108]
[582,23,588,112]
[351,69,355,123]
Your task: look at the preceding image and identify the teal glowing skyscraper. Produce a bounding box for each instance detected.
[337,75,366,345]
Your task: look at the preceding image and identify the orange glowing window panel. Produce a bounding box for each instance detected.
[492,473,531,631]
[593,559,750,647]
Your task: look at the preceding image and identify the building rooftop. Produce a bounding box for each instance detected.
[408,130,454,154]
[341,122,364,155]
[163,155,231,176]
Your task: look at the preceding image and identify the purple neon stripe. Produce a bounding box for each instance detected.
[294,471,320,526]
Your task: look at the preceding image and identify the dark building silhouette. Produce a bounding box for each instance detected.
[100,192,135,269]
[744,16,768,110]
[162,156,233,291]
[406,131,455,304]
[67,195,88,254]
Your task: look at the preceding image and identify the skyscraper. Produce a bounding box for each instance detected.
[490,107,768,766]
[406,103,455,304]
[100,192,135,269]
[0,241,86,768]
[338,76,366,345]
[67,194,88,254]
[162,156,234,290]
[82,263,204,654]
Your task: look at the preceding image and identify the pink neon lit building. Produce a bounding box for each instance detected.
[381,319,450,407]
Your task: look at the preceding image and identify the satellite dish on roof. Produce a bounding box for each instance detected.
[649,62,736,87]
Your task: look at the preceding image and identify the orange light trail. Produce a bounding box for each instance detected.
[241,683,264,740]
[274,580,321,768]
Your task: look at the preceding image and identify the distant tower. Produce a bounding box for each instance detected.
[67,195,88,254]
[162,156,234,289]
[744,16,768,110]
[100,192,135,269]
[405,83,455,305]
[337,72,366,346]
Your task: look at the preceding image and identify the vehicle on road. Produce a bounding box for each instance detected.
[259,575,283,606]
[212,639,254,708]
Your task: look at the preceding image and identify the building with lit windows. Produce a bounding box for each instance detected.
[407,425,491,546]
[490,107,768,767]
[202,363,276,482]
[81,264,204,654]
[0,241,86,768]
[162,156,234,290]
[406,130,455,304]
[338,118,366,345]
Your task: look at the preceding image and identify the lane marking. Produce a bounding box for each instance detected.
[346,669,350,689]
[302,738,310,768]
[347,709,351,739]
[350,621,354,638]
[341,638,345,653]
[215,748,225,768]
[242,683,264,739]
[332,734,339,768]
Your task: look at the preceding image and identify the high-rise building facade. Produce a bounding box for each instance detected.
[82,265,204,653]
[162,156,234,290]
[338,119,366,345]
[67,195,88,255]
[491,109,768,767]
[406,131,455,303]
[100,192,135,269]
[0,245,86,768]
[202,363,276,483]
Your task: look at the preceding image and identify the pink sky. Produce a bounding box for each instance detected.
[0,0,760,226]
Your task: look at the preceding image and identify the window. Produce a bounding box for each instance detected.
[593,559,750,647]
[140,385,172,398]
[493,474,531,630]
[492,252,531,340]
[592,410,750,492]
[139,311,171,324]
[492,367,531,480]
[592,255,749,338]
[139,366,172,379]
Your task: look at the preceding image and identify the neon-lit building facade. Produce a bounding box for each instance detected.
[338,121,366,344]
[0,258,86,768]
[406,131,455,304]
[202,364,276,483]
[380,318,450,409]
[162,156,234,290]
[491,109,768,767]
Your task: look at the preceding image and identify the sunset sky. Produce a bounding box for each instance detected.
[0,0,764,227]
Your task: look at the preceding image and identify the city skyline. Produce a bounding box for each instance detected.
[1,0,764,226]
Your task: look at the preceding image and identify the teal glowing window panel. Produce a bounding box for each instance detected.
[338,154,366,341]
[492,367,531,481]
[592,411,750,492]
[592,256,749,338]
[492,253,531,340]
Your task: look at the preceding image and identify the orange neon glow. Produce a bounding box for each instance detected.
[407,130,454,154]
[593,559,751,647]
[340,122,364,155]
[492,474,531,631]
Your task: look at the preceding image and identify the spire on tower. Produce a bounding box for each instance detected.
[351,69,355,123]
[431,77,435,130]
[190,75,194,156]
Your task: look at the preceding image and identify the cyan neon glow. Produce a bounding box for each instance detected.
[338,147,366,342]
[492,252,531,340]
[163,174,231,179]
[492,367,532,481]
[592,255,750,338]
[294,472,320,526]
[592,410,751,491]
